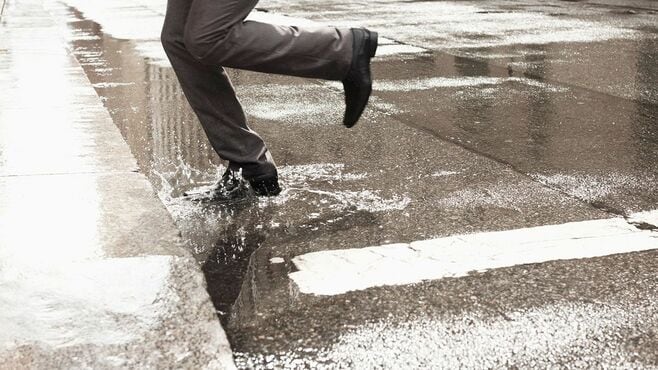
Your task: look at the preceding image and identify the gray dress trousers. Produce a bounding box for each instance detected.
[160,0,354,180]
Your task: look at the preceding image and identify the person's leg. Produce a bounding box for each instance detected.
[183,0,378,127]
[160,0,278,184]
[183,0,354,80]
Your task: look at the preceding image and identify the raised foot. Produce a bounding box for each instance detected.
[342,28,378,128]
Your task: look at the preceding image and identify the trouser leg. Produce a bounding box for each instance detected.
[161,0,277,179]
[183,0,354,80]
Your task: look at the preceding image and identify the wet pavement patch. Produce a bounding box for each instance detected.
[227,247,658,368]
[370,53,658,214]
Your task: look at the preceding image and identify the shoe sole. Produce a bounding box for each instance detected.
[368,31,378,57]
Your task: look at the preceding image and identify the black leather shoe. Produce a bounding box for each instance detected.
[183,168,249,202]
[342,28,378,128]
[249,174,282,196]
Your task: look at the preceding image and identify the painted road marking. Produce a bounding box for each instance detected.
[374,76,567,92]
[290,212,658,296]
[629,210,658,228]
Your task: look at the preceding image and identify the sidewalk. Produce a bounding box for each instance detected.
[0,0,235,368]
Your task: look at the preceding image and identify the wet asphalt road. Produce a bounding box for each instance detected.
[53,0,658,367]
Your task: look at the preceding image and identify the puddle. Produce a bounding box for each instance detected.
[61,6,412,325]
[237,85,342,125]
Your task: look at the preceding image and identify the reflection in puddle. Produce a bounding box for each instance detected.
[239,86,342,125]
[61,6,277,322]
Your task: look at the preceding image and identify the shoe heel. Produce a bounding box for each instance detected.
[368,31,378,57]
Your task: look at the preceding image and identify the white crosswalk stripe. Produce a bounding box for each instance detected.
[290,211,658,295]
